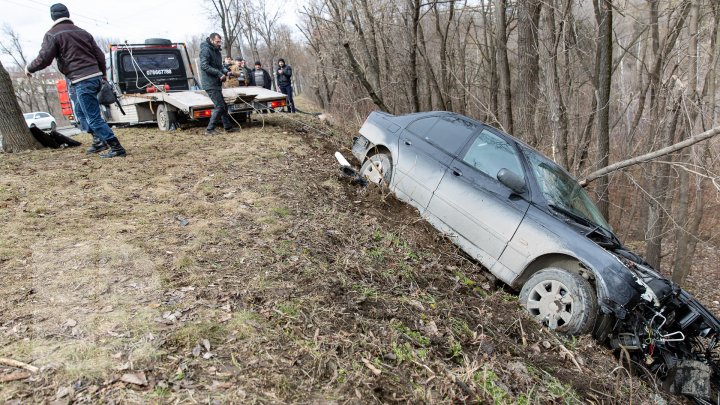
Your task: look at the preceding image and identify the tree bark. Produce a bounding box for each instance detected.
[543,0,569,168]
[515,0,542,145]
[593,0,613,219]
[0,60,41,152]
[495,0,513,133]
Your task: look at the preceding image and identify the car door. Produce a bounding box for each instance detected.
[39,113,51,129]
[426,128,530,280]
[394,115,477,211]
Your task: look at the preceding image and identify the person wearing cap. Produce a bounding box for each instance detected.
[25,3,127,158]
[275,58,295,113]
[250,61,271,90]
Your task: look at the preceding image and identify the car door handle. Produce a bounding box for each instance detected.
[403,139,412,146]
[451,167,463,177]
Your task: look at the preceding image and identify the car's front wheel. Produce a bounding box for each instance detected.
[360,152,392,186]
[50,121,56,132]
[520,268,598,335]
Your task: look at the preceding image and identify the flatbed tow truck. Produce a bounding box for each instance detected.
[59,38,287,130]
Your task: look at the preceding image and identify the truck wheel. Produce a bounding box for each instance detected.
[156,103,175,131]
[520,268,598,335]
[359,152,392,186]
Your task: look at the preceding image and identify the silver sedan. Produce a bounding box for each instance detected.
[349,111,720,398]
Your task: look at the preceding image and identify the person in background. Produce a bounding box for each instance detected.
[275,58,295,113]
[199,33,239,135]
[251,61,271,90]
[235,58,252,86]
[26,3,127,158]
[223,57,240,88]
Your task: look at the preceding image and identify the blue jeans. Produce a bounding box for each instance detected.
[72,77,116,142]
[68,80,91,134]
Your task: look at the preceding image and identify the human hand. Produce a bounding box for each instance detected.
[220,75,227,82]
[24,66,32,78]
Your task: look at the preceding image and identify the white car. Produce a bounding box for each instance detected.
[24,112,57,132]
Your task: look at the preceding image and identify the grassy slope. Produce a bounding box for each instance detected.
[0,113,674,403]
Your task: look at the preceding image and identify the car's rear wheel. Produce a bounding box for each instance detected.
[520,268,598,335]
[360,152,392,185]
[156,103,176,131]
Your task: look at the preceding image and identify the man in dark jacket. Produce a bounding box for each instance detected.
[199,33,238,135]
[251,61,272,90]
[26,3,126,158]
[275,58,295,113]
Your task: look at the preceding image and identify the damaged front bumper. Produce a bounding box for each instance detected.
[607,258,720,400]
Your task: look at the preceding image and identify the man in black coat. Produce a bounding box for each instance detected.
[199,33,238,135]
[275,58,295,113]
[26,3,126,158]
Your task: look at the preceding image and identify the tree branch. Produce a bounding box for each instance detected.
[579,125,720,186]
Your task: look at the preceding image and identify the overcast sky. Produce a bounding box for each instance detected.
[0,0,302,66]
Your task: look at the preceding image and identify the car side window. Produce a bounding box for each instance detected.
[424,117,478,155]
[40,113,49,118]
[406,117,438,138]
[461,129,523,180]
[34,113,41,119]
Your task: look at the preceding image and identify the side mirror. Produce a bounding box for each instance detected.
[497,168,526,194]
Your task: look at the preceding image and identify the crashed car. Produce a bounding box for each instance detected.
[344,111,720,399]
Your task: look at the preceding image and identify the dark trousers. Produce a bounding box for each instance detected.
[279,85,295,113]
[206,89,232,130]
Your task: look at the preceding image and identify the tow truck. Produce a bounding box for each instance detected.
[57,38,287,130]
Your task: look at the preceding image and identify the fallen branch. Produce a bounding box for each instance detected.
[579,125,720,186]
[0,357,39,373]
[0,371,31,382]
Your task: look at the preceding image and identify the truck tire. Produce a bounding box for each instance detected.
[145,38,172,46]
[156,103,176,131]
[520,268,598,335]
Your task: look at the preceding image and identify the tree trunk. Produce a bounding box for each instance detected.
[0,60,41,152]
[593,0,613,220]
[515,0,542,145]
[543,0,569,168]
[495,0,513,133]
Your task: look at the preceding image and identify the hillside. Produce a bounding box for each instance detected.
[0,111,679,403]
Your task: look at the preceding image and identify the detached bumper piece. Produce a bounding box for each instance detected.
[335,152,367,187]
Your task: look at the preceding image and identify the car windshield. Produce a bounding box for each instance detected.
[23,113,33,119]
[524,149,611,231]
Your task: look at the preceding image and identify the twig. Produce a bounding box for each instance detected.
[544,330,582,372]
[0,357,39,373]
[0,371,31,382]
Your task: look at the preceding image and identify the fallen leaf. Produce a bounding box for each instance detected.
[203,352,214,360]
[99,306,114,314]
[219,313,232,322]
[148,303,161,308]
[115,362,131,371]
[211,381,233,389]
[203,339,211,352]
[64,319,77,328]
[111,352,123,359]
[56,386,73,399]
[120,372,147,386]
[192,345,202,357]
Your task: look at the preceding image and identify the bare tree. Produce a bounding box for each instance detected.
[0,60,42,152]
[206,0,242,57]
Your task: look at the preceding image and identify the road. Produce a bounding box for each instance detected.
[57,126,81,137]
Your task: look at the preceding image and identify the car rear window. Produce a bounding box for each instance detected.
[121,53,180,74]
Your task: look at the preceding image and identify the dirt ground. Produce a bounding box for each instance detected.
[0,108,690,403]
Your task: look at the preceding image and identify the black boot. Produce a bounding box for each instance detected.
[99,137,126,158]
[86,135,108,154]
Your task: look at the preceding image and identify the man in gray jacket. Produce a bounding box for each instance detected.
[26,3,126,157]
[199,33,238,135]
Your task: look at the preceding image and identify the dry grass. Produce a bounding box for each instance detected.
[0,106,677,403]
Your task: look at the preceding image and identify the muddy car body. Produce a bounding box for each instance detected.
[350,111,720,398]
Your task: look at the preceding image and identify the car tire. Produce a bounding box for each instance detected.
[50,121,56,132]
[359,152,392,186]
[156,103,175,131]
[520,268,598,335]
